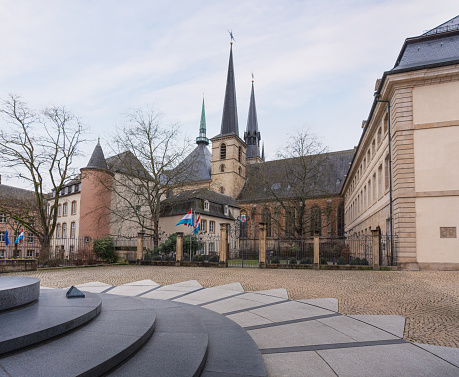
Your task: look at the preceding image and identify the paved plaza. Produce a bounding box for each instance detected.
[11,266,459,349]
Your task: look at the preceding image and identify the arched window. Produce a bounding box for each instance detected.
[220,143,226,160]
[262,208,271,237]
[238,166,242,175]
[286,209,295,236]
[310,206,321,236]
[220,164,225,172]
[238,146,241,162]
[220,186,225,194]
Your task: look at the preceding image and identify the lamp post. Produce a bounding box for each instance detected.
[374,94,394,265]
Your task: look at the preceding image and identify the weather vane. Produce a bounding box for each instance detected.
[228,30,236,43]
[251,71,254,81]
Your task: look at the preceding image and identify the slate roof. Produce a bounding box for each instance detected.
[84,142,107,169]
[0,184,36,204]
[244,81,261,160]
[172,144,212,183]
[106,151,150,179]
[393,16,459,72]
[161,188,238,219]
[237,149,354,203]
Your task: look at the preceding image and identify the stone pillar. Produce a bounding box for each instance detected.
[176,232,183,266]
[137,231,145,263]
[259,222,267,268]
[372,229,380,270]
[219,223,228,267]
[314,232,320,270]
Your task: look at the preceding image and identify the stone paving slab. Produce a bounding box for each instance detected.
[227,311,273,328]
[253,288,289,299]
[212,282,244,291]
[349,315,406,338]
[122,279,159,286]
[414,343,459,368]
[76,281,113,293]
[297,298,339,312]
[317,343,459,377]
[250,301,333,322]
[106,284,159,297]
[174,286,242,306]
[202,294,285,314]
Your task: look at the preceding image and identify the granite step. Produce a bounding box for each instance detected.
[0,289,102,355]
[0,294,157,377]
[0,276,40,311]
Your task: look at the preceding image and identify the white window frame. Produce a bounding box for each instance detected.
[204,200,209,212]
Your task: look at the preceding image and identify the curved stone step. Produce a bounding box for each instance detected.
[0,295,156,377]
[0,277,40,311]
[108,299,209,377]
[0,289,102,355]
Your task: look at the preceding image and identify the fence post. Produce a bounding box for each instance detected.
[372,229,380,270]
[136,231,145,263]
[176,232,183,266]
[259,222,267,268]
[314,232,320,270]
[219,223,228,267]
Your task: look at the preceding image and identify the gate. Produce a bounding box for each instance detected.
[227,219,259,268]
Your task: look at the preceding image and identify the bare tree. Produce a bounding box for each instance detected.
[105,107,194,249]
[0,94,84,262]
[246,130,337,237]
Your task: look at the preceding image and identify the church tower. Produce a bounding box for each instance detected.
[210,40,247,199]
[244,78,263,164]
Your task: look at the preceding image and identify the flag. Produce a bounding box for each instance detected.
[193,215,201,234]
[176,210,193,226]
[15,230,24,244]
[2,229,9,246]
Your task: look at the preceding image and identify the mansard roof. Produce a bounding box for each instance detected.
[237,149,354,203]
[393,15,459,72]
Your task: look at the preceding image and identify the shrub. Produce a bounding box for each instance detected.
[192,254,205,262]
[320,257,328,265]
[350,257,361,265]
[153,255,162,261]
[93,237,117,263]
[289,257,297,265]
[271,256,280,264]
[337,256,347,265]
[299,258,311,264]
[360,258,369,266]
[209,255,219,263]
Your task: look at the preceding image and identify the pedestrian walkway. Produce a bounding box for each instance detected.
[72,279,459,377]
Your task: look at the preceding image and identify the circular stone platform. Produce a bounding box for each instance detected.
[0,277,40,311]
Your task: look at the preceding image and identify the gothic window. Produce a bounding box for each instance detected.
[310,206,321,236]
[220,164,225,172]
[286,209,295,236]
[220,143,226,160]
[238,146,241,162]
[262,208,271,237]
[238,166,242,175]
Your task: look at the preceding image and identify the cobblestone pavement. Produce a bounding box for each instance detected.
[10,266,459,348]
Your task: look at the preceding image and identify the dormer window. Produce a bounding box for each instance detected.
[220,143,226,160]
[224,205,229,216]
[204,200,210,212]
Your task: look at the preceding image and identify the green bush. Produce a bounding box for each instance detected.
[192,254,205,262]
[299,258,311,264]
[271,256,280,264]
[153,255,162,261]
[350,257,361,265]
[320,257,328,265]
[360,258,369,265]
[337,256,347,265]
[289,257,297,265]
[93,237,117,263]
[209,255,219,263]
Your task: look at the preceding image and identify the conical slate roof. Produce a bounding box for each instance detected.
[85,140,107,169]
[219,44,239,137]
[244,81,261,159]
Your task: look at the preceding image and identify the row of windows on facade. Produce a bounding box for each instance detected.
[220,143,243,162]
[243,205,344,237]
[55,222,77,239]
[219,164,243,177]
[348,114,389,195]
[0,231,35,243]
[0,214,35,226]
[53,201,77,217]
[0,249,35,258]
[346,154,390,224]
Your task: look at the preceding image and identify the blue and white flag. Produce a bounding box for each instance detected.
[193,215,201,234]
[2,229,9,246]
[176,210,193,226]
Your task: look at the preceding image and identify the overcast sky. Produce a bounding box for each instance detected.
[0,0,457,188]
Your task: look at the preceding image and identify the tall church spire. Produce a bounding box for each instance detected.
[196,96,209,145]
[244,78,261,161]
[220,42,239,136]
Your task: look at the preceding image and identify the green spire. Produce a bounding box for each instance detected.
[196,96,209,145]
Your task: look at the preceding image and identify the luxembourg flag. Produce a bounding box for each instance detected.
[176,210,193,226]
[15,230,24,244]
[193,215,201,234]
